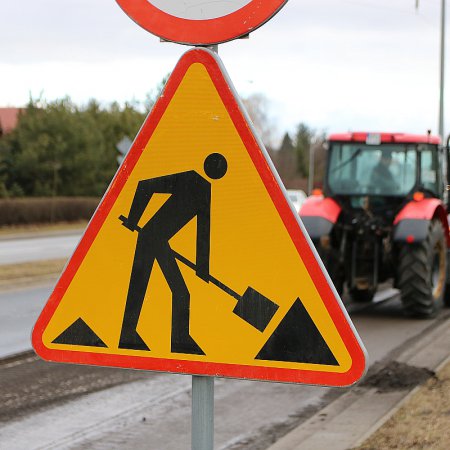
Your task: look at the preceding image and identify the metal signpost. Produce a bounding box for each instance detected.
[116,136,132,165]
[33,2,367,449]
[438,0,446,139]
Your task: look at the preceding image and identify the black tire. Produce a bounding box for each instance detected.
[444,287,450,307]
[315,243,344,296]
[397,219,446,317]
[349,287,375,303]
[332,275,345,297]
[444,250,450,308]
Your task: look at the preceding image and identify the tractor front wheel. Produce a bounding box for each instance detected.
[444,276,450,307]
[397,219,446,317]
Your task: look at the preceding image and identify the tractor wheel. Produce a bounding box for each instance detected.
[332,275,345,297]
[397,219,446,317]
[444,287,450,307]
[315,240,344,296]
[349,287,375,303]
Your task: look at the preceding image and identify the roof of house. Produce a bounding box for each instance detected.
[0,108,23,135]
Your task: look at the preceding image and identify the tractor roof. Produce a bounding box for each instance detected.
[328,132,441,145]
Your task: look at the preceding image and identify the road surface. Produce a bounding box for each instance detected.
[0,285,52,358]
[0,232,81,265]
[1,280,448,450]
[1,232,448,449]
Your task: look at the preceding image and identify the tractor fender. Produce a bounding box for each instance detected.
[393,198,450,245]
[299,196,341,239]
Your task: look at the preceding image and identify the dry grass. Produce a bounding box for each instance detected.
[0,221,87,236]
[0,197,98,226]
[357,360,450,450]
[0,259,67,289]
[0,222,84,289]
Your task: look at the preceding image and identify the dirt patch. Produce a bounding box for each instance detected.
[356,359,450,450]
[0,259,66,289]
[360,361,435,393]
[0,352,149,423]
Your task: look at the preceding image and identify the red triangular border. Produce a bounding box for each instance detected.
[32,48,366,386]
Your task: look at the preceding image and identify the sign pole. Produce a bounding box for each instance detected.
[192,375,214,450]
[438,0,446,139]
[191,42,217,450]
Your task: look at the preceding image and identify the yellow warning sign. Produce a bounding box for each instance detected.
[32,48,366,385]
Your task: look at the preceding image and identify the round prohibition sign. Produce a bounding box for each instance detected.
[116,0,288,45]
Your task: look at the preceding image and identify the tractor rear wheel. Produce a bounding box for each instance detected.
[397,219,446,317]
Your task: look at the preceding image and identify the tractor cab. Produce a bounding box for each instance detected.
[300,132,450,317]
[325,133,446,213]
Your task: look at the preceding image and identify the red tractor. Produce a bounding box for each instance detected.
[299,132,450,317]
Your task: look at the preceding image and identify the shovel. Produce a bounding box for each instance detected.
[119,215,279,332]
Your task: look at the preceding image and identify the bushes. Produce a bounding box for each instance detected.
[0,197,100,226]
[0,98,146,198]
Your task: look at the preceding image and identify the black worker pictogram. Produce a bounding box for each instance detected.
[118,153,228,354]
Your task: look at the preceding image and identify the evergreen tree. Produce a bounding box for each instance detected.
[293,123,314,178]
[279,132,294,153]
[275,132,298,186]
[0,97,145,197]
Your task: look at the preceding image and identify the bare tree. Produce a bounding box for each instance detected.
[242,93,278,149]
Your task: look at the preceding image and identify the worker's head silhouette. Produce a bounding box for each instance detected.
[204,153,227,180]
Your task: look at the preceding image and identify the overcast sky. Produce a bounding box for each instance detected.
[1,0,448,141]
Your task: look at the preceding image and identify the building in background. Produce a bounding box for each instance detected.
[0,108,22,136]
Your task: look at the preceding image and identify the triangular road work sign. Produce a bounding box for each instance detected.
[32,48,366,386]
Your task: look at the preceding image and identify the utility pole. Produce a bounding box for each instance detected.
[416,0,446,139]
[438,0,446,139]
[308,145,314,195]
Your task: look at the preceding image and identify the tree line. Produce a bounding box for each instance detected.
[0,98,146,198]
[269,125,326,192]
[0,94,325,198]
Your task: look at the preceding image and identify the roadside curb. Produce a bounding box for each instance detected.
[267,317,450,450]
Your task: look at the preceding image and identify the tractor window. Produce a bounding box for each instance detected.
[328,144,417,196]
[419,146,439,195]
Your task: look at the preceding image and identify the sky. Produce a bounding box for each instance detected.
[1,0,449,143]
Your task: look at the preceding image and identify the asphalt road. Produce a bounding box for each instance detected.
[0,285,52,358]
[0,232,81,265]
[1,280,448,450]
[1,233,448,449]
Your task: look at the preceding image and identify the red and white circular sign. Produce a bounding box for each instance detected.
[116,0,288,45]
